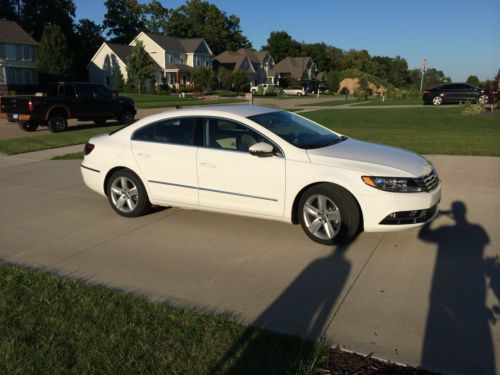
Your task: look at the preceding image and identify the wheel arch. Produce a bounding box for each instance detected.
[290,181,364,231]
[103,166,144,196]
[46,105,70,120]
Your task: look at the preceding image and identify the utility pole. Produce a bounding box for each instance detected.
[420,57,427,93]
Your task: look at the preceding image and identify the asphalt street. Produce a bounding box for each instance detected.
[0,152,498,374]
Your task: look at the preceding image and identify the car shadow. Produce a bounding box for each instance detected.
[210,243,352,374]
[419,201,498,374]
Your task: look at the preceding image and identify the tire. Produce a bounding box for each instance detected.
[298,183,361,245]
[106,169,151,218]
[478,95,489,105]
[18,122,39,132]
[119,109,134,125]
[94,120,106,126]
[432,96,443,106]
[48,113,68,133]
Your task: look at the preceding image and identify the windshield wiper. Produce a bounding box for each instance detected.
[304,136,347,149]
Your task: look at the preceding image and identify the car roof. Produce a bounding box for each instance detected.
[161,105,280,118]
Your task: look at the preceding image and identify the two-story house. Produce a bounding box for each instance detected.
[269,56,319,91]
[213,48,274,86]
[88,32,214,90]
[0,20,38,95]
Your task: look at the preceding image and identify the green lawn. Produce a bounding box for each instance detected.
[51,151,84,160]
[0,125,120,155]
[122,93,245,108]
[350,97,423,106]
[302,99,358,106]
[0,261,325,374]
[303,107,500,156]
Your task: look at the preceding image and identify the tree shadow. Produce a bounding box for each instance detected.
[419,201,498,374]
[211,243,352,374]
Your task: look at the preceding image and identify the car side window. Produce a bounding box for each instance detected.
[203,118,269,152]
[93,85,112,99]
[76,84,93,101]
[132,118,197,146]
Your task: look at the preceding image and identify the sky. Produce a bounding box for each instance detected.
[75,0,500,81]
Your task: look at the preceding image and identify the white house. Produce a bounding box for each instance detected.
[88,32,214,89]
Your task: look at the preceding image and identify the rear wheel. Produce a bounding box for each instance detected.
[18,122,39,132]
[106,169,150,217]
[299,183,360,245]
[432,96,443,106]
[48,113,68,133]
[478,95,489,105]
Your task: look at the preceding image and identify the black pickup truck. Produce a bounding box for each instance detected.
[0,82,136,132]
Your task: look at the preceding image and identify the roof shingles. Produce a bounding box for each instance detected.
[0,20,37,46]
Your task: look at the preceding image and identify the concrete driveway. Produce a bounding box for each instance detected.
[0,152,498,374]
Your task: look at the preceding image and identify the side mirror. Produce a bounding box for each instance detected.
[249,142,274,157]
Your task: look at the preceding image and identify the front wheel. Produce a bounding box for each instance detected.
[432,96,443,106]
[478,95,489,105]
[106,169,151,217]
[119,109,134,125]
[18,122,39,132]
[299,183,361,245]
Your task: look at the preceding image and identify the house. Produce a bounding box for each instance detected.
[213,48,274,86]
[317,71,327,86]
[88,32,214,89]
[269,56,318,91]
[0,20,38,95]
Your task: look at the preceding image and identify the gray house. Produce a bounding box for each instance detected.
[0,20,38,94]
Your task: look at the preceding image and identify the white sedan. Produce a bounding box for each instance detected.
[81,106,441,245]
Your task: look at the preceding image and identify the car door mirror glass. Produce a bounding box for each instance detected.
[249,142,274,157]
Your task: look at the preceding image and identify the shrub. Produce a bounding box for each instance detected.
[265,86,277,96]
[461,102,485,116]
[257,86,264,96]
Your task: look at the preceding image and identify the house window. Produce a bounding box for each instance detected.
[196,57,200,66]
[23,70,31,84]
[15,69,24,84]
[22,45,31,61]
[169,54,173,63]
[5,44,16,60]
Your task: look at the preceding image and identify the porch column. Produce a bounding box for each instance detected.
[176,71,180,89]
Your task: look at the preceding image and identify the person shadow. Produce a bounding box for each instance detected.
[211,243,352,374]
[419,201,498,374]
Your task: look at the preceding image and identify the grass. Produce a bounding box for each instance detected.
[303,107,500,156]
[51,151,84,160]
[122,93,245,108]
[350,97,423,106]
[303,99,358,106]
[0,261,325,374]
[0,125,120,155]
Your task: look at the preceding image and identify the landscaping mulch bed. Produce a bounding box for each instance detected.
[318,347,435,375]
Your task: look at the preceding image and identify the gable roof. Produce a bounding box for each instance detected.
[141,32,209,54]
[271,57,315,80]
[214,51,255,72]
[107,43,133,63]
[0,20,37,46]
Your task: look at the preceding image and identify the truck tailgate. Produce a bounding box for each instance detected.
[0,96,32,114]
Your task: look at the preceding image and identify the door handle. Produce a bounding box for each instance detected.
[137,152,151,159]
[199,162,216,169]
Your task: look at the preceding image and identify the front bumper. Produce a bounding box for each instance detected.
[359,183,442,232]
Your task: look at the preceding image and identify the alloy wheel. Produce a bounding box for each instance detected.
[302,194,341,240]
[432,96,443,105]
[110,176,139,213]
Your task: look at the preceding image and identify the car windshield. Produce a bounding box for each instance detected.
[248,111,346,149]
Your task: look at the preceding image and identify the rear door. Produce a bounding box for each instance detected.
[92,84,120,118]
[131,117,201,206]
[74,84,95,119]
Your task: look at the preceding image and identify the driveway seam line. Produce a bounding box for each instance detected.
[321,234,386,337]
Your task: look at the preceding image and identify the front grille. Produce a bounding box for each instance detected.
[380,204,438,225]
[415,169,439,192]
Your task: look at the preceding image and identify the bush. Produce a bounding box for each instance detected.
[257,86,264,96]
[265,86,277,96]
[461,102,485,116]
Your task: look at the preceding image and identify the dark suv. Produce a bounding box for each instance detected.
[422,83,490,106]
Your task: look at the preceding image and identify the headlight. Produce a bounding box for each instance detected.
[362,176,422,192]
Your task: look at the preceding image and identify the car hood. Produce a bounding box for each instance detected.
[306,138,432,177]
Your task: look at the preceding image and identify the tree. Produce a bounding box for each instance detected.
[466,75,480,87]
[113,69,125,91]
[103,0,146,43]
[73,19,104,80]
[142,0,170,34]
[165,0,250,55]
[217,67,233,90]
[231,71,251,92]
[422,68,447,89]
[301,43,330,72]
[191,67,216,92]
[126,41,155,94]
[262,31,301,62]
[36,24,73,82]
[326,71,340,93]
[0,0,18,21]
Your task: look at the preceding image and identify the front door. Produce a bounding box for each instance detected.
[131,117,200,206]
[197,117,285,217]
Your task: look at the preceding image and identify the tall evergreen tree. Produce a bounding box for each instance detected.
[126,41,154,94]
[262,31,302,62]
[36,24,73,82]
[73,19,104,80]
[103,0,146,43]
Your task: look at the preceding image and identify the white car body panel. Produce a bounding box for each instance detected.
[81,106,441,234]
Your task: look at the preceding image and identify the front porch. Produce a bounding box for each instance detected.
[165,64,193,89]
